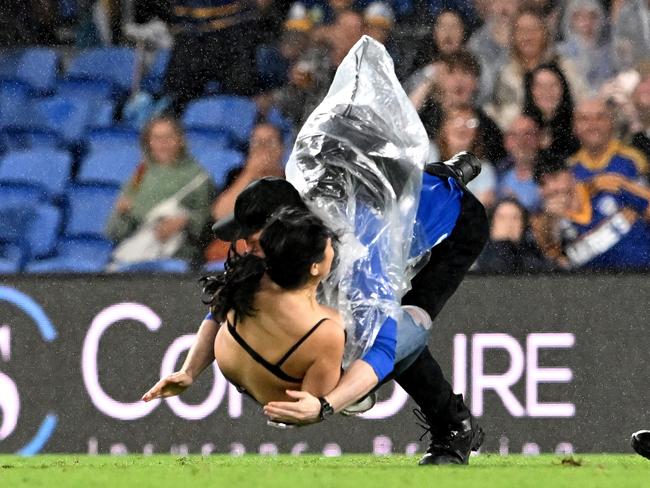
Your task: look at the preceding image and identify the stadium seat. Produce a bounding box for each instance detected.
[67,47,136,93]
[0,206,36,244]
[0,127,62,150]
[111,258,189,273]
[0,184,45,206]
[142,48,170,95]
[186,128,233,154]
[194,148,245,188]
[65,185,119,237]
[84,127,139,152]
[16,48,59,94]
[0,244,23,274]
[77,144,140,188]
[0,51,22,80]
[183,96,257,145]
[31,96,92,143]
[25,236,113,273]
[23,203,63,259]
[203,260,225,273]
[0,79,32,129]
[0,148,72,199]
[56,78,114,103]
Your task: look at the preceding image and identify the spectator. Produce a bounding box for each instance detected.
[163,0,282,115]
[468,0,520,103]
[474,197,551,273]
[612,0,650,69]
[628,61,650,165]
[433,107,497,208]
[206,123,285,262]
[531,158,650,270]
[558,0,617,92]
[498,115,542,211]
[256,7,313,92]
[488,7,589,130]
[407,9,468,90]
[569,96,648,182]
[274,10,364,126]
[522,63,581,159]
[106,116,216,267]
[412,51,506,164]
[362,2,407,78]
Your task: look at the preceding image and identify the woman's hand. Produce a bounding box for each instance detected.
[141,370,193,402]
[155,215,188,242]
[115,196,133,214]
[263,390,322,425]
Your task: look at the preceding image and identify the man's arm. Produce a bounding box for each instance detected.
[142,315,219,401]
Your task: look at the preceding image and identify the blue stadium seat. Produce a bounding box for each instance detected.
[203,260,225,273]
[0,127,62,150]
[0,51,22,80]
[24,236,113,273]
[112,258,189,273]
[0,80,32,129]
[65,185,118,237]
[0,243,23,273]
[77,144,140,187]
[31,96,92,143]
[183,96,257,145]
[186,128,233,154]
[17,48,58,94]
[56,78,113,103]
[85,127,139,152]
[0,206,36,244]
[67,47,136,93]
[0,148,72,199]
[23,203,63,259]
[194,148,245,188]
[142,49,170,95]
[0,184,45,206]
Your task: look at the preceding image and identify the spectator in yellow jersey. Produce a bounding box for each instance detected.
[569,97,648,183]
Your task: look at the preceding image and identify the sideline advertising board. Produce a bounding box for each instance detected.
[0,274,648,455]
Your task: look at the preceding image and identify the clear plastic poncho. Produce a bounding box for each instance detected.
[285,36,431,366]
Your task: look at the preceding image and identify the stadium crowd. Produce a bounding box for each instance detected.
[0,0,649,274]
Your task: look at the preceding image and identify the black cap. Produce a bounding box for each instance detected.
[211,177,306,241]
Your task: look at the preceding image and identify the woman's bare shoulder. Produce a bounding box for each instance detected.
[319,305,344,330]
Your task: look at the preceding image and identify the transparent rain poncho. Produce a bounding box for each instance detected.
[285,36,431,366]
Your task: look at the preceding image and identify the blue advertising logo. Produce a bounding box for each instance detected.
[0,286,58,455]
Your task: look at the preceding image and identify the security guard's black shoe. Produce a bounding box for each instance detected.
[417,414,484,465]
[631,430,650,459]
[425,151,482,186]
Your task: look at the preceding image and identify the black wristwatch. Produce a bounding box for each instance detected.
[318,397,335,421]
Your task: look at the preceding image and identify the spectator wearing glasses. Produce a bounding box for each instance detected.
[411,51,506,164]
[433,108,497,208]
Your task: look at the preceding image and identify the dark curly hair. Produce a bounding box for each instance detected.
[202,207,335,322]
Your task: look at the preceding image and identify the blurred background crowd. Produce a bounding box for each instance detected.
[0,0,649,274]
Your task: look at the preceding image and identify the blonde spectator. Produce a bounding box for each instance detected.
[106,116,216,267]
[488,7,589,130]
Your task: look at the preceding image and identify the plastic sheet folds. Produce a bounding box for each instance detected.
[286,36,431,366]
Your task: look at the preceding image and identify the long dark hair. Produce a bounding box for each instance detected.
[522,63,579,158]
[202,208,334,322]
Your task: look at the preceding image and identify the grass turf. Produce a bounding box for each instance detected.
[0,454,648,488]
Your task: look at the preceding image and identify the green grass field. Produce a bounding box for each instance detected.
[0,454,648,488]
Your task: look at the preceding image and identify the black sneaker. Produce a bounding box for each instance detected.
[414,409,485,465]
[631,430,650,459]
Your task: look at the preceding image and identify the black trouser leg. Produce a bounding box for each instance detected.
[401,188,488,321]
[395,186,488,428]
